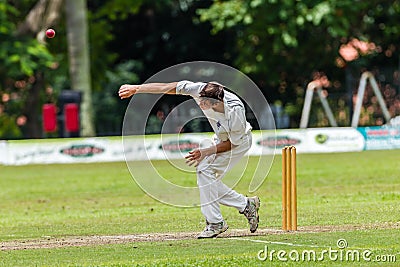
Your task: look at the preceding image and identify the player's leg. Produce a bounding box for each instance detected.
[215,174,260,233]
[210,144,249,210]
[197,167,223,224]
[216,180,246,211]
[197,166,229,238]
[210,138,260,232]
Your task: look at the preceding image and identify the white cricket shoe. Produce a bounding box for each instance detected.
[240,196,260,233]
[197,220,229,239]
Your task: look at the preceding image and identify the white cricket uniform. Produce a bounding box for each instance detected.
[176,81,253,223]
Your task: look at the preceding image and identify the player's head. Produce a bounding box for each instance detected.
[199,82,224,110]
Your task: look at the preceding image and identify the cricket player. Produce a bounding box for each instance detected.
[118,81,260,238]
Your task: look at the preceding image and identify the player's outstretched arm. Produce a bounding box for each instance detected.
[118,82,178,99]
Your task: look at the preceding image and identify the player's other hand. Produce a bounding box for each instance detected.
[185,149,203,167]
[118,84,139,99]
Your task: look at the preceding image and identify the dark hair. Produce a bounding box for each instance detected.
[199,82,225,103]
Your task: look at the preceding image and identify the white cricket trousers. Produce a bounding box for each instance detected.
[196,133,252,224]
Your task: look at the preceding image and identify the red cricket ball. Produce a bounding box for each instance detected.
[46,29,56,38]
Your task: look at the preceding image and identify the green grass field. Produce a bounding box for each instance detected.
[0,150,399,266]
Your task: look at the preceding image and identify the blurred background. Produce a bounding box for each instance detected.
[1,0,399,139]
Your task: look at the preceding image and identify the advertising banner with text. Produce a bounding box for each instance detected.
[1,126,399,165]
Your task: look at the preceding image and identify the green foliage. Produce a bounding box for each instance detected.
[2,39,54,77]
[0,1,56,139]
[87,0,147,92]
[198,0,252,34]
[0,0,148,139]
[93,0,144,20]
[0,114,22,138]
[2,0,399,137]
[0,2,17,34]
[198,0,400,126]
[93,60,142,135]
[0,2,54,77]
[199,0,383,50]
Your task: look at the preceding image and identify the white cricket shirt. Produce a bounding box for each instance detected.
[176,80,252,146]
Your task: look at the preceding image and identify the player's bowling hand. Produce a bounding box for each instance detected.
[118,84,139,99]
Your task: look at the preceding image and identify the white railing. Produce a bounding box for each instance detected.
[351,71,391,127]
[300,81,337,129]
[300,72,392,128]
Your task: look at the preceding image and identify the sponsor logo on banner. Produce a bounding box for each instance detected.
[160,140,199,153]
[315,134,329,144]
[313,132,360,144]
[257,136,301,148]
[60,144,105,158]
[358,126,400,150]
[309,128,365,152]
[365,128,400,136]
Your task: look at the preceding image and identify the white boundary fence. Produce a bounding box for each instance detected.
[1,126,399,165]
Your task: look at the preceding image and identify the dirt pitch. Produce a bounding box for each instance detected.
[1,222,398,251]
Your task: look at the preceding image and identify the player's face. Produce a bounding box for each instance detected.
[199,98,212,110]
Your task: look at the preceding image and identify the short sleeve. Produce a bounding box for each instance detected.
[176,81,206,98]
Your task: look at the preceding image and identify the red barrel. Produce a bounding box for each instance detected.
[64,103,79,132]
[42,104,57,132]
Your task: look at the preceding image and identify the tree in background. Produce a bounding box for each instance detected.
[1,0,399,139]
[65,0,95,136]
[0,0,145,138]
[198,0,400,126]
[0,0,60,138]
[103,0,235,134]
